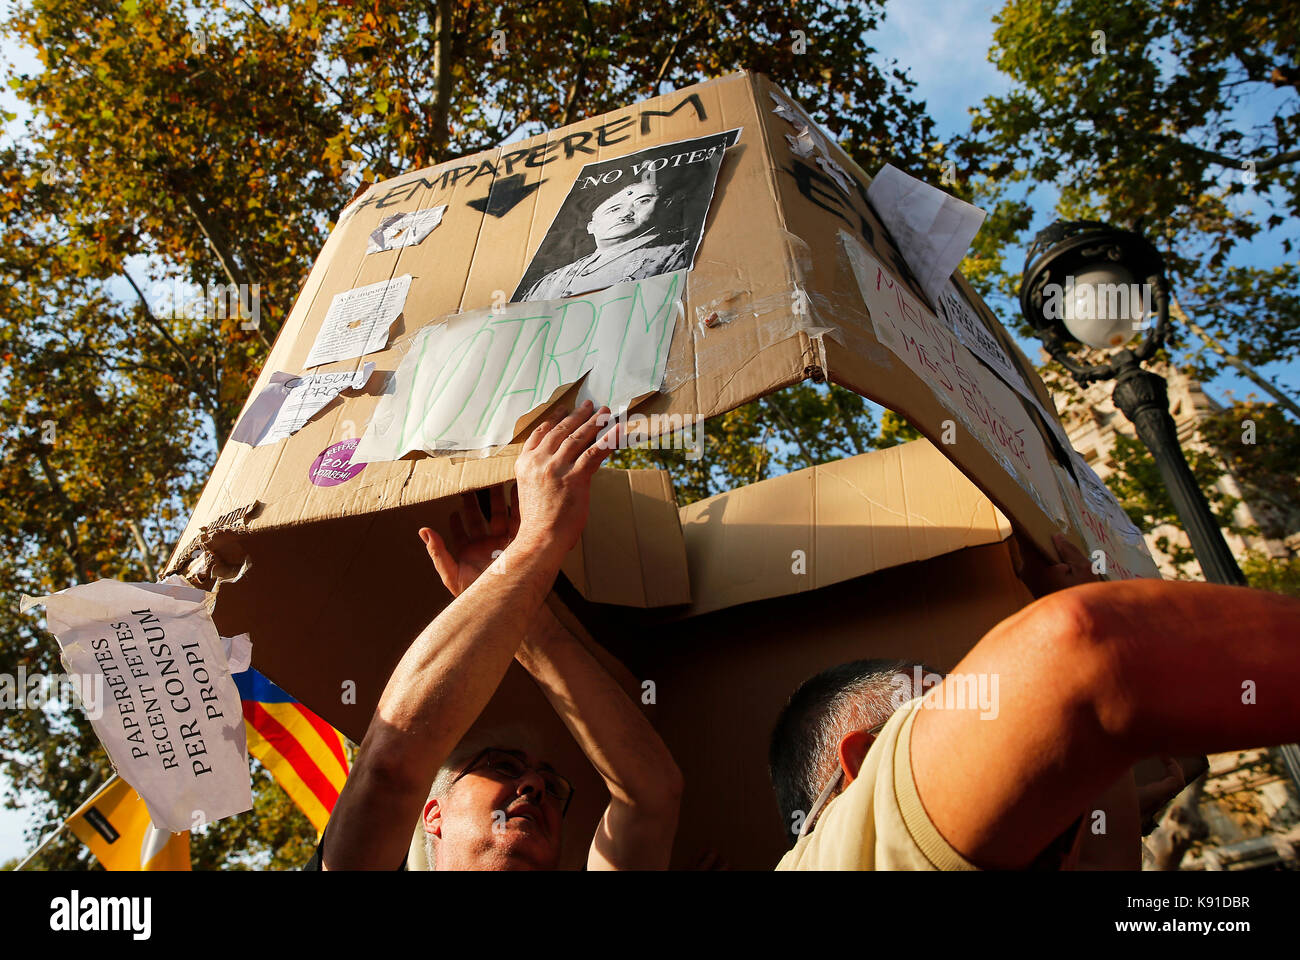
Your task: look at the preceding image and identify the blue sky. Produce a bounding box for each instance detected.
[2,0,1297,864]
[873,1,1299,406]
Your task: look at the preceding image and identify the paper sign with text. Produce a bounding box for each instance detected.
[1053,461,1161,580]
[936,283,1027,395]
[355,270,683,458]
[28,579,253,832]
[841,231,1067,524]
[305,274,411,368]
[936,281,1079,458]
[230,364,374,447]
[512,129,738,303]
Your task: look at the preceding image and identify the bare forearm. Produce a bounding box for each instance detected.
[517,605,681,869]
[911,580,1300,870]
[377,549,557,741]
[328,534,565,868]
[517,606,682,811]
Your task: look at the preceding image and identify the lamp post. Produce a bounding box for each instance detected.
[1019,219,1246,586]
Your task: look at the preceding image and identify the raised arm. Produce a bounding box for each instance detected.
[323,402,616,870]
[515,607,682,870]
[910,577,1300,870]
[422,479,682,870]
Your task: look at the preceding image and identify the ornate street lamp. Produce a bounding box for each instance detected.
[1019,219,1246,586]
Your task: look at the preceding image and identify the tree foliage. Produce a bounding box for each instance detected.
[1197,400,1300,539]
[961,0,1300,394]
[2,1,936,868]
[1239,551,1300,597]
[610,384,923,506]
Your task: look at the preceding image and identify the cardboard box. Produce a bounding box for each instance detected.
[200,467,686,746]
[168,71,1130,593]
[675,438,1012,618]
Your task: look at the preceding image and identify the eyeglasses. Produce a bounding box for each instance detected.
[454,748,574,816]
[798,717,891,840]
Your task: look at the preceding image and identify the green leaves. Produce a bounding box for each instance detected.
[609,384,909,506]
[966,0,1299,411]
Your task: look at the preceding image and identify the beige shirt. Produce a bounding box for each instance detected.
[776,696,978,871]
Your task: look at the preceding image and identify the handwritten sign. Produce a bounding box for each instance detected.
[936,281,1080,458]
[1054,460,1161,580]
[841,231,1067,524]
[230,364,374,447]
[354,270,683,459]
[937,283,1024,391]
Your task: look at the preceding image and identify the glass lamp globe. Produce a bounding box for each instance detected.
[1061,262,1146,349]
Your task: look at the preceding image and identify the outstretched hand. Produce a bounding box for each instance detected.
[419,400,620,594]
[513,399,620,556]
[420,486,519,598]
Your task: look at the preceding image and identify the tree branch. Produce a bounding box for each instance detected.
[1170,298,1300,419]
[829,386,866,456]
[127,518,157,582]
[428,0,454,158]
[1177,141,1300,175]
[560,0,593,126]
[763,395,814,468]
[34,450,85,583]
[652,9,710,96]
[121,268,223,435]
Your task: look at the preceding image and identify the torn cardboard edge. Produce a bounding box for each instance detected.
[179,469,689,610]
[165,501,262,587]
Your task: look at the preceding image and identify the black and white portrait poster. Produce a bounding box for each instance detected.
[512,128,741,302]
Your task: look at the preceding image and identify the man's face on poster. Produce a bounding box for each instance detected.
[586,181,659,244]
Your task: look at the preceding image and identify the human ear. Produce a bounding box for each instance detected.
[838,729,877,786]
[423,797,443,838]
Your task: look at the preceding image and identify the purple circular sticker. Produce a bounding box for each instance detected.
[309,439,367,487]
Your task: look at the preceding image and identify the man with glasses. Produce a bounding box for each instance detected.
[307,402,682,870]
[411,743,575,872]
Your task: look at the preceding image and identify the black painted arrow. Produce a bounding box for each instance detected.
[466,173,545,218]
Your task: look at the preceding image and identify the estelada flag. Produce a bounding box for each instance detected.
[67,777,191,871]
[234,668,350,834]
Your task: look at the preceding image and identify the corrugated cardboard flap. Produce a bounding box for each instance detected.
[676,438,1012,618]
[561,467,690,607]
